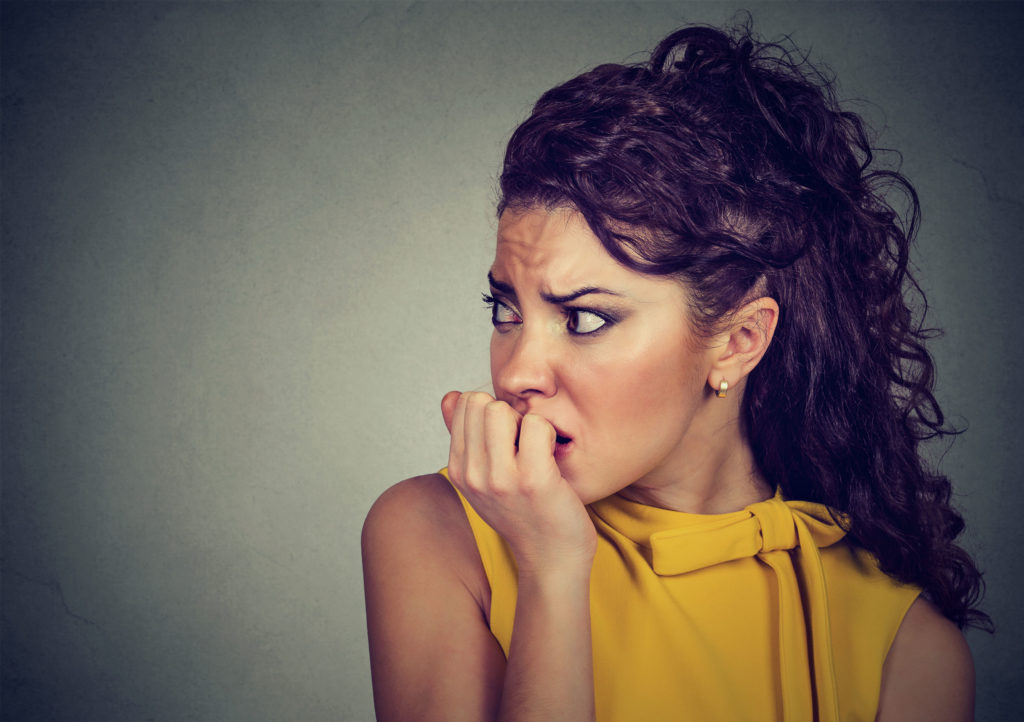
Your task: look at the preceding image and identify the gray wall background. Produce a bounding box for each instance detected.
[2,2,1021,720]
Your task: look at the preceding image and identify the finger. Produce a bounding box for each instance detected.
[517,413,558,473]
[461,392,493,486]
[447,392,470,483]
[483,401,519,472]
[440,390,461,433]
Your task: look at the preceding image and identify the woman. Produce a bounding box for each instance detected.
[363,23,988,721]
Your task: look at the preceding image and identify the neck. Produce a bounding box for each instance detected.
[618,389,772,514]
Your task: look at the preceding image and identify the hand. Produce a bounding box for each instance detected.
[441,391,597,575]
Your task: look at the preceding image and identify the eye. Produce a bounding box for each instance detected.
[567,309,608,335]
[482,294,521,326]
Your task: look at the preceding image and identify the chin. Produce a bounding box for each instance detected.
[560,465,620,505]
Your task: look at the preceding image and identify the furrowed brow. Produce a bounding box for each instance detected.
[541,287,622,304]
[487,272,517,300]
[488,272,622,305]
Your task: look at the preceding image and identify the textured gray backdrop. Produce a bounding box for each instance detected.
[2,2,1022,720]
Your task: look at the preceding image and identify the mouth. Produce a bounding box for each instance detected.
[511,413,574,457]
[553,427,574,457]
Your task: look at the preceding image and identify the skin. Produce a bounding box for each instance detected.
[362,206,974,721]
[474,207,776,515]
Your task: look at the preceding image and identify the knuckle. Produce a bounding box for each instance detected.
[484,400,512,422]
[484,399,507,414]
[518,476,540,497]
[462,467,484,493]
[521,413,552,437]
[488,481,510,499]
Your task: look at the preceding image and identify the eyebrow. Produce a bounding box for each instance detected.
[487,271,623,304]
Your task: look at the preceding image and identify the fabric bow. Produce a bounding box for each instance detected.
[605,492,847,722]
[648,495,846,576]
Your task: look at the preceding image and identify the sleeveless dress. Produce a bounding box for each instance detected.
[441,469,919,722]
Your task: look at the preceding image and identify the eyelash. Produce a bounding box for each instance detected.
[481,294,521,326]
[481,293,616,336]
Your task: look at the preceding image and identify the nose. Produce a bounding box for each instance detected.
[491,325,558,409]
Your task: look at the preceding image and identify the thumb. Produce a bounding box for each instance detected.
[440,391,461,434]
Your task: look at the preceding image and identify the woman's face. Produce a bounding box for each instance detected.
[488,207,718,504]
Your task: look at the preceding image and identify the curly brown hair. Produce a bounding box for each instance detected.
[498,22,990,630]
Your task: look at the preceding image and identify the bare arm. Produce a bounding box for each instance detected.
[363,469,596,722]
[363,474,505,721]
[445,392,597,721]
[876,597,975,722]
[496,536,594,721]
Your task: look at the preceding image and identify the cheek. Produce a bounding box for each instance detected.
[582,338,703,426]
[489,332,520,399]
[489,332,507,379]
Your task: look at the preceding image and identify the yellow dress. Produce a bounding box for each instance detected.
[442,470,919,722]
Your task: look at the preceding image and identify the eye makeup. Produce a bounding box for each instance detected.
[483,291,623,337]
[482,293,521,327]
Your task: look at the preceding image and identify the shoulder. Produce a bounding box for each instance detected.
[876,597,975,721]
[363,476,504,719]
[819,542,921,636]
[362,473,488,608]
[363,472,463,541]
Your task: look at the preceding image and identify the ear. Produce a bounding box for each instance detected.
[706,297,779,393]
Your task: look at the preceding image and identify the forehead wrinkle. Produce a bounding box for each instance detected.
[496,242,608,301]
[495,210,615,298]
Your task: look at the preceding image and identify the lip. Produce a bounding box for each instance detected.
[553,438,574,458]
[551,424,574,458]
